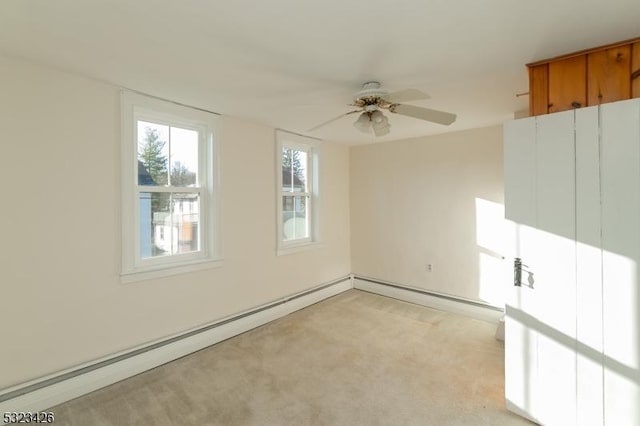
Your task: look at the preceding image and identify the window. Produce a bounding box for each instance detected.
[121,91,220,281]
[276,130,320,253]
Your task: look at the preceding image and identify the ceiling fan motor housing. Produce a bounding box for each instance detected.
[355,81,388,104]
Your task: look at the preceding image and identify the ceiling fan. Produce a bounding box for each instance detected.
[308,81,457,137]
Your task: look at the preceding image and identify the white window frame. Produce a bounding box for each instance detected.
[121,91,221,282]
[276,130,321,255]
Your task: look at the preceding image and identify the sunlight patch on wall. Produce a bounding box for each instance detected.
[475,197,514,306]
[478,252,508,306]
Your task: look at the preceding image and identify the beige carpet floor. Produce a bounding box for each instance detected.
[51,289,531,425]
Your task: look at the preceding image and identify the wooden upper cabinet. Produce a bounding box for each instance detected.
[548,56,586,113]
[529,64,549,116]
[528,37,640,116]
[587,45,631,105]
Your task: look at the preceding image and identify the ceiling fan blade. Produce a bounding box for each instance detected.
[307,110,361,132]
[389,104,456,126]
[383,89,430,103]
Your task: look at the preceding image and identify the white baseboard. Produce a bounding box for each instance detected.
[353,276,503,323]
[0,277,352,417]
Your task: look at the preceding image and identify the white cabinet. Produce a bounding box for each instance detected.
[504,99,640,425]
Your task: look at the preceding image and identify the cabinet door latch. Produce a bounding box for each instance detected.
[514,257,525,287]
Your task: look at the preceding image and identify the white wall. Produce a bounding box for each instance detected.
[0,56,351,390]
[350,126,512,306]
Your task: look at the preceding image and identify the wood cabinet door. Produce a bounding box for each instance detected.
[588,46,631,106]
[632,42,640,98]
[548,56,587,113]
[529,64,549,116]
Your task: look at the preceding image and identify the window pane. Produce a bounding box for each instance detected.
[138,121,169,186]
[171,193,200,254]
[297,150,308,191]
[282,147,292,192]
[282,195,308,241]
[282,148,308,192]
[170,127,199,187]
[140,192,171,258]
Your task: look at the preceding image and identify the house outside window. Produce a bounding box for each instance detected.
[276,130,320,254]
[121,91,221,281]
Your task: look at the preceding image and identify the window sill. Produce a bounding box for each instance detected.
[277,241,323,256]
[121,258,223,284]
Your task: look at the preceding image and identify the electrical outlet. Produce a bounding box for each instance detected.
[426,263,433,272]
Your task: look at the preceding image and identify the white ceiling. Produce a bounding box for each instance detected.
[1,1,640,144]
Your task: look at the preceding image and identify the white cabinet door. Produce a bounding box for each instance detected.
[601,99,640,425]
[504,117,541,423]
[575,105,604,426]
[504,110,578,425]
[535,110,577,426]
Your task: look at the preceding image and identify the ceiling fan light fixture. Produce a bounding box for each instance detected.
[354,112,372,133]
[372,117,390,136]
[370,110,385,124]
[373,126,390,137]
